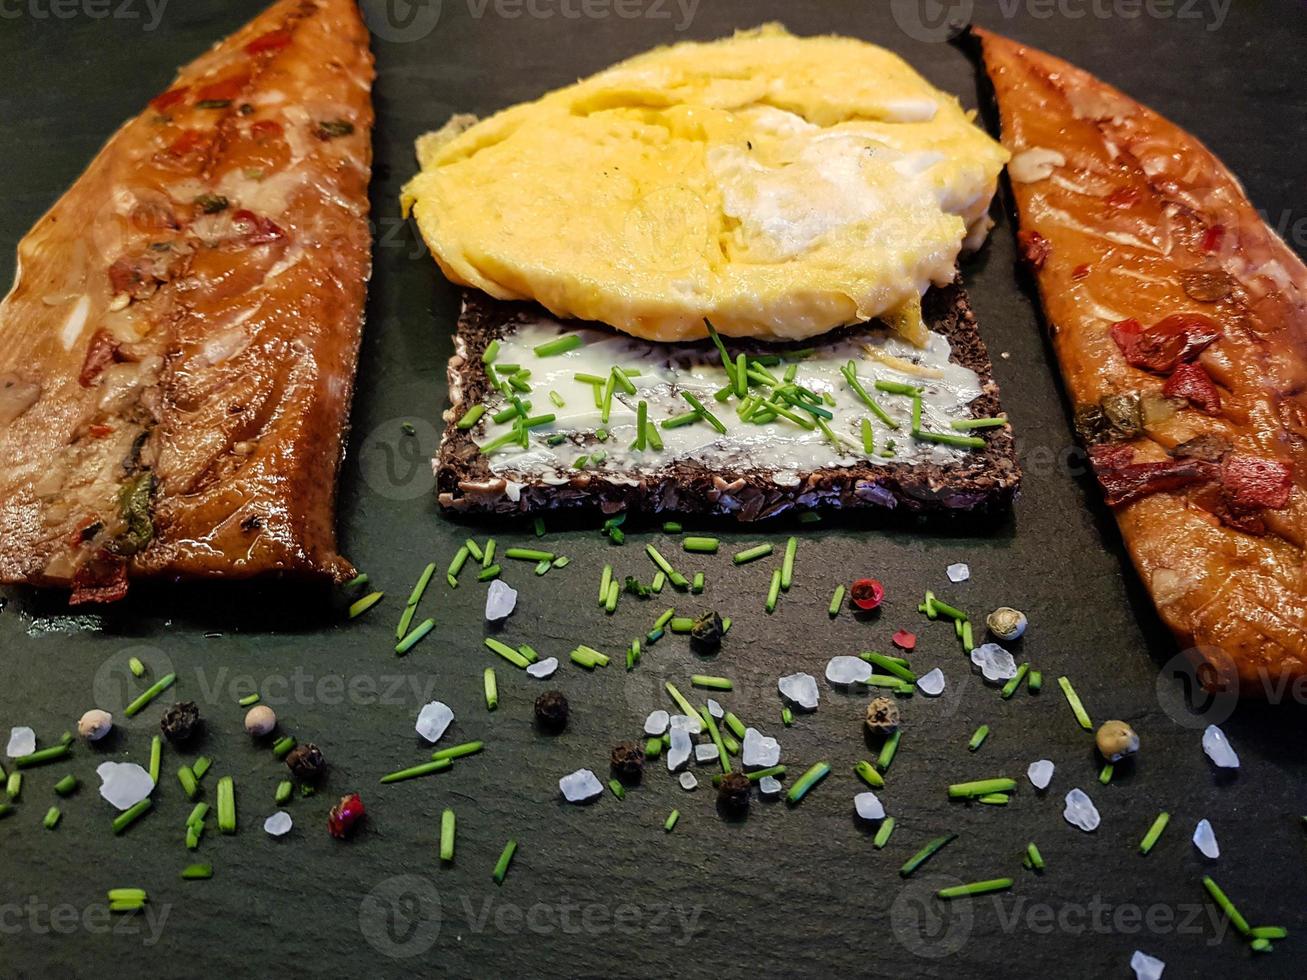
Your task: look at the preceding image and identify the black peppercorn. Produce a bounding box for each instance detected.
[609,741,644,785]
[286,742,327,781]
[160,701,201,743]
[690,611,724,653]
[716,771,751,817]
[864,697,900,736]
[534,690,569,732]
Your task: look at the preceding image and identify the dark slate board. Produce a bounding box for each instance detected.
[1,1,1304,977]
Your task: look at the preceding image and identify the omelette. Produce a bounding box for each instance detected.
[402,25,1008,346]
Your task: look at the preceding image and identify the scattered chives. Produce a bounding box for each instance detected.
[786,762,831,804]
[113,799,153,835]
[128,656,146,678]
[780,536,797,591]
[605,579,620,614]
[645,544,688,589]
[464,538,484,561]
[645,738,661,759]
[1026,842,1046,870]
[599,564,612,605]
[1057,676,1093,730]
[505,548,554,562]
[107,888,147,903]
[651,571,666,593]
[691,675,733,691]
[948,778,1016,799]
[1028,670,1043,693]
[781,707,794,726]
[379,758,452,784]
[238,693,261,707]
[43,806,61,830]
[968,725,990,752]
[482,340,500,364]
[875,379,922,396]
[691,572,704,594]
[877,730,902,772]
[54,774,78,796]
[664,810,680,832]
[863,652,916,683]
[484,668,498,710]
[978,793,1009,805]
[181,864,213,880]
[910,395,922,433]
[873,817,896,848]
[900,834,957,877]
[938,878,1013,899]
[951,416,1008,431]
[216,777,236,834]
[855,760,885,788]
[14,744,72,769]
[397,563,437,640]
[123,672,177,718]
[446,546,470,587]
[476,564,501,582]
[192,757,212,780]
[1001,663,1030,699]
[860,418,875,454]
[683,536,719,553]
[669,617,694,633]
[178,766,199,800]
[432,741,484,763]
[348,592,384,620]
[440,809,456,862]
[6,773,20,799]
[275,780,293,805]
[492,840,517,884]
[733,543,773,565]
[1099,763,1114,784]
[483,539,497,568]
[485,638,530,669]
[723,712,747,741]
[456,405,486,430]
[273,736,297,758]
[765,568,782,613]
[396,617,436,655]
[914,430,985,450]
[828,584,845,617]
[533,334,583,357]
[1202,875,1251,936]
[1139,812,1170,854]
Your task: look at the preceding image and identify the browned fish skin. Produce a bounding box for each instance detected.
[977,29,1306,695]
[0,0,374,600]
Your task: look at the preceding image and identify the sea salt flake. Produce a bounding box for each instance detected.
[946,562,970,583]
[484,579,518,621]
[1193,818,1219,859]
[707,699,724,719]
[667,730,692,771]
[643,710,670,736]
[778,672,819,710]
[559,768,603,803]
[1202,725,1240,769]
[96,761,155,811]
[670,713,702,735]
[854,791,885,821]
[526,657,558,679]
[741,728,780,769]
[264,811,293,837]
[916,668,946,697]
[1130,950,1166,980]
[694,743,720,764]
[825,656,872,686]
[678,772,698,791]
[1027,759,1055,790]
[1063,787,1100,832]
[758,776,782,798]
[970,643,1018,682]
[415,701,454,744]
[6,726,35,758]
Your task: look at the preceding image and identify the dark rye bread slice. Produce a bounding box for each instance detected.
[436,278,1020,522]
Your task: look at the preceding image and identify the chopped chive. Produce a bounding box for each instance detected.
[733,543,773,565]
[723,712,747,741]
[911,395,922,433]
[877,730,902,772]
[456,405,486,430]
[1028,670,1043,693]
[951,416,1008,431]
[345,573,369,590]
[535,559,551,576]
[348,592,384,620]
[273,736,296,758]
[873,816,897,848]
[605,579,620,614]
[668,617,694,633]
[492,839,518,884]
[900,834,957,877]
[862,652,916,683]
[841,362,898,429]
[734,352,748,397]
[397,562,437,640]
[781,706,794,726]
[1139,812,1170,854]
[533,334,583,357]
[929,594,967,621]
[552,555,570,569]
[661,410,701,429]
[380,758,452,784]
[860,417,875,455]
[54,774,78,796]
[855,760,885,789]
[599,564,612,605]
[1026,842,1046,870]
[765,568,782,613]
[1202,875,1251,936]
[664,681,699,719]
[645,545,688,589]
[275,780,292,805]
[1001,663,1030,699]
[480,668,499,712]
[463,538,484,561]
[653,607,676,632]
[476,564,501,582]
[395,618,435,655]
[914,430,986,450]
[968,725,990,751]
[128,656,146,678]
[1250,927,1288,940]
[786,762,831,804]
[691,675,733,691]
[447,546,470,587]
[938,878,1013,899]
[191,757,212,781]
[634,400,648,451]
[216,777,236,834]
[122,672,178,718]
[14,744,72,768]
[650,571,666,593]
[181,863,213,880]
[1098,762,1114,784]
[43,806,61,830]
[504,547,554,562]
[683,536,719,553]
[482,339,500,364]
[106,888,147,903]
[113,799,153,835]
[680,392,727,434]
[485,638,530,669]
[186,803,209,830]
[874,379,923,397]
[238,693,261,707]
[607,777,626,800]
[948,777,1016,799]
[978,793,1009,805]
[779,536,798,591]
[828,584,846,617]
[664,809,681,832]
[177,766,199,800]
[645,737,662,759]
[5,772,20,799]
[1057,676,1093,730]
[432,741,484,763]
[600,372,616,424]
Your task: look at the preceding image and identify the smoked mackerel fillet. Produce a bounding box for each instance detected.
[976,28,1306,694]
[0,0,374,602]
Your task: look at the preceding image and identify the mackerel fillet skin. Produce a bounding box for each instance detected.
[977,29,1305,694]
[0,0,374,602]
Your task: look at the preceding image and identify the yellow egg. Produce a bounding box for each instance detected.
[402,24,1008,345]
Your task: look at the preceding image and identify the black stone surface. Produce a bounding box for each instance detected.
[1,1,1304,977]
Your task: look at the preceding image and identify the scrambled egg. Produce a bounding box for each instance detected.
[402,25,1008,345]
